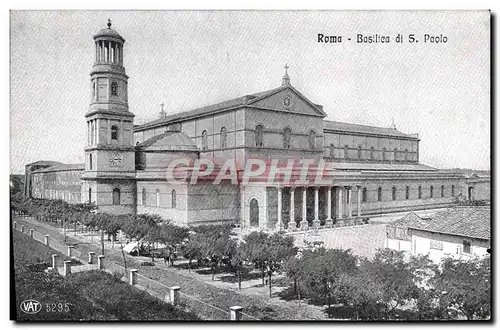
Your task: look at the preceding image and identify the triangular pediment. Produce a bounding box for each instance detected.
[247,86,326,117]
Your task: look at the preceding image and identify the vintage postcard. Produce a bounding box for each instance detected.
[10,10,490,321]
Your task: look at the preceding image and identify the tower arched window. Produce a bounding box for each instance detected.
[255,125,264,147]
[392,187,397,200]
[406,186,410,200]
[156,189,160,207]
[330,144,335,158]
[112,188,120,205]
[111,125,118,140]
[344,145,349,159]
[404,149,409,161]
[89,154,93,170]
[308,130,316,150]
[283,127,292,149]
[452,185,455,197]
[201,130,208,150]
[92,81,96,98]
[220,126,227,149]
[142,188,146,205]
[441,185,445,197]
[382,148,387,161]
[370,147,375,160]
[171,190,176,208]
[430,185,434,198]
[88,188,92,204]
[111,82,118,96]
[362,187,367,202]
[377,187,382,201]
[418,186,422,199]
[358,146,362,159]
[394,148,398,161]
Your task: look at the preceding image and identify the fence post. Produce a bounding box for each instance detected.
[13,221,17,230]
[44,235,50,246]
[129,269,138,285]
[97,255,104,270]
[63,261,72,276]
[229,306,243,321]
[21,225,25,234]
[88,252,95,264]
[52,254,59,269]
[67,246,74,258]
[170,286,181,306]
[29,229,34,239]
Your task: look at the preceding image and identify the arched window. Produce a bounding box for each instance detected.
[370,147,375,160]
[377,187,382,201]
[283,127,291,149]
[111,82,118,96]
[330,144,335,158]
[88,188,92,204]
[344,145,349,159]
[112,188,120,205]
[394,148,398,161]
[418,186,422,199]
[156,189,160,207]
[142,188,146,205]
[406,186,410,200]
[358,146,362,159]
[201,130,208,150]
[362,187,367,202]
[111,125,118,140]
[220,126,227,149]
[171,190,176,208]
[430,185,434,198]
[441,185,445,198]
[308,130,316,150]
[89,154,93,170]
[392,187,397,200]
[255,125,264,147]
[382,148,387,161]
[404,149,409,161]
[452,185,455,197]
[92,81,96,98]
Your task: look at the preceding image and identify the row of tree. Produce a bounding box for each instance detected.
[284,247,490,320]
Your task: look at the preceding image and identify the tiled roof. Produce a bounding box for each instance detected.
[32,163,85,173]
[324,120,418,139]
[388,211,428,229]
[408,207,490,241]
[328,162,437,172]
[135,86,284,131]
[137,131,197,151]
[26,160,62,167]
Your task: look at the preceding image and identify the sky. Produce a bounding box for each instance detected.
[10,10,490,173]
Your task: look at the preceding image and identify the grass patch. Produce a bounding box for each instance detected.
[13,230,199,321]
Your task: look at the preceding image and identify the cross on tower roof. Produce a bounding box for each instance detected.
[284,64,289,74]
[160,102,165,111]
[282,64,291,86]
[107,19,112,29]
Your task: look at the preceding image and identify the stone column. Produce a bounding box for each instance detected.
[97,255,104,270]
[67,246,74,258]
[29,229,34,239]
[348,187,353,218]
[129,269,138,285]
[96,119,100,145]
[277,187,282,231]
[326,187,333,226]
[170,286,181,306]
[63,261,72,276]
[21,225,25,234]
[13,221,17,230]
[230,306,243,321]
[88,252,95,264]
[44,235,50,246]
[357,186,362,217]
[239,185,245,228]
[337,187,343,220]
[313,187,320,228]
[290,188,295,229]
[301,187,308,229]
[52,254,59,269]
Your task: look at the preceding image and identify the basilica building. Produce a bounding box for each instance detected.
[24,22,490,230]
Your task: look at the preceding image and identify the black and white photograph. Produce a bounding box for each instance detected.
[9,9,491,322]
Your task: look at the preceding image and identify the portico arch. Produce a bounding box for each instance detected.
[249,198,260,227]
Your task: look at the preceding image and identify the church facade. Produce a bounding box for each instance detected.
[24,22,490,230]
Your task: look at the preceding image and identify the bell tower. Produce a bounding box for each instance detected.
[82,20,136,214]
